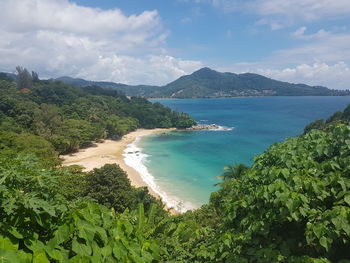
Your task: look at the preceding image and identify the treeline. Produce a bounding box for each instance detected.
[0,68,349,262]
[0,68,195,164]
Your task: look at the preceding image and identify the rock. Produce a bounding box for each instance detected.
[187,124,220,130]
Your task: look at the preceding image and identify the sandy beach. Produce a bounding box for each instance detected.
[61,128,176,208]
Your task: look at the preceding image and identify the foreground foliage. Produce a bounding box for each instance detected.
[209,124,350,262]
[0,156,164,262]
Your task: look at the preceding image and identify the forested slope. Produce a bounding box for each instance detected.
[152,68,350,98]
[0,69,195,161]
[0,69,349,262]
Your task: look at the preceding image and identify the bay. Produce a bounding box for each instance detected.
[138,97,350,211]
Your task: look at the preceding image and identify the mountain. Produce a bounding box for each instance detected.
[52,67,350,98]
[151,67,348,98]
[0,72,16,81]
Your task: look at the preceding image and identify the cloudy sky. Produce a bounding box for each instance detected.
[0,0,350,89]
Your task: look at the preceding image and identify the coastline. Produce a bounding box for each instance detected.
[61,128,177,212]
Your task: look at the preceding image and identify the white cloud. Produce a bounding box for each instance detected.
[255,18,283,30]
[292,27,307,38]
[211,0,350,28]
[292,27,330,40]
[256,62,350,90]
[219,27,350,90]
[75,55,203,85]
[0,0,202,85]
[276,32,350,64]
[253,0,350,20]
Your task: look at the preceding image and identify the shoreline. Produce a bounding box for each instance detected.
[61,128,177,213]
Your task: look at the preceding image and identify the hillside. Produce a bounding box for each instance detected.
[51,67,350,98]
[54,76,160,97]
[152,67,349,98]
[0,71,195,157]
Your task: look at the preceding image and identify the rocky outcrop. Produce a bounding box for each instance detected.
[187,124,221,130]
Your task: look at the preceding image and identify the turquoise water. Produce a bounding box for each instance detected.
[139,97,350,210]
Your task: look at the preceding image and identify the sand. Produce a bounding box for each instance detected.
[60,128,176,210]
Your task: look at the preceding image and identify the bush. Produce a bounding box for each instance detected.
[210,124,350,262]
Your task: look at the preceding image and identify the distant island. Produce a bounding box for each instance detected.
[53,67,349,98]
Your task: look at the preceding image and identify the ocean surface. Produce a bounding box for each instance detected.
[124,97,350,212]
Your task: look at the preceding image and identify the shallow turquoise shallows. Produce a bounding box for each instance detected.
[137,97,350,211]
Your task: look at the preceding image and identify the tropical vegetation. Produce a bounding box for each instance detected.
[0,68,195,157]
[0,68,349,262]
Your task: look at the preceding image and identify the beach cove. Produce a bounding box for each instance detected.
[61,128,177,212]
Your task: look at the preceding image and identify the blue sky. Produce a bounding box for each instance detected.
[0,0,350,89]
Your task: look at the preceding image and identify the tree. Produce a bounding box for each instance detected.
[31,71,39,82]
[218,163,249,182]
[0,131,59,166]
[33,104,62,138]
[56,119,99,152]
[84,164,139,213]
[303,119,325,134]
[105,115,139,138]
[342,104,350,121]
[15,66,33,90]
[326,111,343,123]
[174,113,196,128]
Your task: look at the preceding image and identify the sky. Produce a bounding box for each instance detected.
[0,0,350,89]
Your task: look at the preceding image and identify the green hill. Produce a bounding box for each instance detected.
[152,67,349,98]
[54,76,160,97]
[52,67,350,98]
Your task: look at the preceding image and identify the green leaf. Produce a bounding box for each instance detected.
[15,251,32,263]
[312,224,323,239]
[7,227,23,239]
[0,236,18,251]
[32,250,49,263]
[137,203,145,233]
[67,254,90,263]
[47,224,71,248]
[319,237,330,251]
[24,239,45,252]
[0,248,21,263]
[72,237,92,257]
[344,194,350,206]
[112,243,127,260]
[44,246,65,261]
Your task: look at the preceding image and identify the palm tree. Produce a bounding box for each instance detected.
[215,163,249,185]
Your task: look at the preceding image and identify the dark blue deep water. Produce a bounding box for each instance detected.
[139,97,350,210]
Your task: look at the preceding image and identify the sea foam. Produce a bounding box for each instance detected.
[193,124,234,131]
[210,125,234,131]
[123,135,196,213]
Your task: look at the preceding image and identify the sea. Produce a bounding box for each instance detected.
[123,97,350,212]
